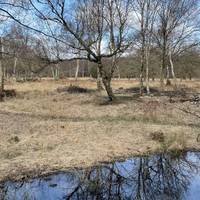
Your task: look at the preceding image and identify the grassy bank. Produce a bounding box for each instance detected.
[0,78,200,182]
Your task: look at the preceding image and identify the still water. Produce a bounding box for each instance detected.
[1,152,200,200]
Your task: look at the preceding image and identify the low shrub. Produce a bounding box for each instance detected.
[57,85,89,93]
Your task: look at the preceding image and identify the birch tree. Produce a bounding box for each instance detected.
[155,0,199,89]
[167,23,199,86]
[4,0,133,101]
[133,0,158,95]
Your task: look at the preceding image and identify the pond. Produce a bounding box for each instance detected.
[1,151,200,200]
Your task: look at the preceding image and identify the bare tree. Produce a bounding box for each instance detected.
[154,0,199,89]
[2,0,133,101]
[167,24,199,87]
[132,0,158,95]
[4,24,30,80]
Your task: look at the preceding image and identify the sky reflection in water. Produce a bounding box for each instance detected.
[1,152,200,200]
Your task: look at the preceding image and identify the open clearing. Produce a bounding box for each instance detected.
[0,78,200,182]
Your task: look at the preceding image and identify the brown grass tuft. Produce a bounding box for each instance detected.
[0,78,199,182]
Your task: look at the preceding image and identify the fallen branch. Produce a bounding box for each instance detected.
[177,107,200,119]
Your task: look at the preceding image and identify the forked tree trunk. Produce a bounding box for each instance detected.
[98,63,115,101]
[102,76,115,101]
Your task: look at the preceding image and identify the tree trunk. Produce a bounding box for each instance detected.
[3,67,7,81]
[96,36,104,91]
[98,63,115,101]
[140,47,145,95]
[160,64,165,89]
[30,72,33,80]
[69,66,72,78]
[97,66,103,91]
[13,57,17,80]
[0,38,4,101]
[166,65,170,82]
[169,51,177,87]
[82,66,85,77]
[0,59,3,101]
[55,64,59,80]
[51,66,55,79]
[160,63,165,89]
[160,40,166,89]
[116,65,120,79]
[102,76,115,101]
[75,58,80,81]
[5,68,9,80]
[189,73,192,80]
[145,47,150,95]
[140,4,145,96]
[140,65,144,95]
[51,64,60,80]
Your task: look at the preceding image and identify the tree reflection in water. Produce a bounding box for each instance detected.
[1,152,200,200]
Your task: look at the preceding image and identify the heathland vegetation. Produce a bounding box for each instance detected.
[0,0,200,182]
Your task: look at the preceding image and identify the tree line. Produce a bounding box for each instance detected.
[0,0,200,100]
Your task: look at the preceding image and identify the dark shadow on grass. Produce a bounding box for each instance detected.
[94,95,141,106]
[115,86,200,102]
[57,85,95,94]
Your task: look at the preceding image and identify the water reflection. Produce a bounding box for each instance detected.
[1,152,200,200]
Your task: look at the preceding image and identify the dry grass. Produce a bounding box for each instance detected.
[0,78,200,182]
